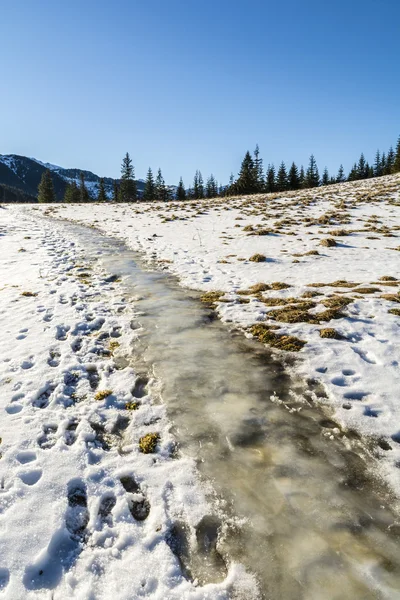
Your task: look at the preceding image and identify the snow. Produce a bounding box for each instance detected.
[0,209,256,599]
[19,173,400,495]
[0,155,17,172]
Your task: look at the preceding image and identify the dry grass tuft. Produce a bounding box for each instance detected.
[320,238,337,247]
[200,290,225,303]
[249,324,306,352]
[139,433,160,454]
[125,401,139,410]
[381,294,400,303]
[249,253,267,262]
[319,328,342,339]
[94,389,113,401]
[271,281,291,290]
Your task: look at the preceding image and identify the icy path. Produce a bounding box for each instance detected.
[0,209,255,599]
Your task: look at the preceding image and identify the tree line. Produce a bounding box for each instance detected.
[37,136,400,203]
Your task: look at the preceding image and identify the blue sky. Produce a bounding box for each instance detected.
[1,0,399,185]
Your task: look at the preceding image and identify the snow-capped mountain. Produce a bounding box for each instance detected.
[0,154,145,202]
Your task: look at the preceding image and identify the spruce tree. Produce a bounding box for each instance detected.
[119,152,137,202]
[276,161,288,192]
[374,150,382,177]
[143,167,156,201]
[380,152,387,175]
[206,174,218,198]
[288,162,300,190]
[235,151,257,195]
[358,153,367,179]
[79,172,90,203]
[305,155,319,188]
[253,144,264,192]
[348,163,359,181]
[176,177,186,201]
[266,165,276,193]
[38,169,56,203]
[385,147,395,174]
[226,173,235,196]
[112,181,119,203]
[299,165,305,188]
[192,171,200,199]
[63,181,80,203]
[336,164,345,183]
[97,178,107,202]
[322,167,329,186]
[155,168,169,202]
[198,171,204,199]
[394,136,400,173]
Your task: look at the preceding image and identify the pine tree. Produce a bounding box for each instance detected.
[322,167,329,186]
[119,152,137,202]
[336,164,345,183]
[266,165,276,193]
[226,173,235,196]
[394,136,400,173]
[176,177,186,201]
[192,171,200,199]
[380,152,386,175]
[235,151,257,195]
[305,155,319,188]
[198,171,204,199]
[299,165,305,188]
[276,161,288,192]
[206,174,218,198]
[97,178,107,202]
[38,169,56,203]
[155,168,169,202]
[357,153,367,179]
[63,181,80,203]
[288,162,300,190]
[253,144,264,192]
[374,150,382,177]
[348,163,359,181]
[79,172,89,203]
[112,180,119,203]
[143,167,156,201]
[385,147,395,174]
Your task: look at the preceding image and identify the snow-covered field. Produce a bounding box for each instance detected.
[22,173,400,493]
[0,209,256,599]
[2,173,400,598]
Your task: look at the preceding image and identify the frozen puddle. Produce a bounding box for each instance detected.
[70,224,400,599]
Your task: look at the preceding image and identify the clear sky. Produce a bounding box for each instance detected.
[1,0,399,185]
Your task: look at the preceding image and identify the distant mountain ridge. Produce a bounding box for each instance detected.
[0,154,146,202]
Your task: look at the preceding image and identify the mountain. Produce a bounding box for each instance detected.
[0,155,146,202]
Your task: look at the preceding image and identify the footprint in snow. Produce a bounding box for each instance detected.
[19,469,42,486]
[20,358,34,370]
[47,349,61,368]
[0,568,10,592]
[32,383,56,409]
[38,424,58,449]
[64,419,79,446]
[16,450,37,464]
[55,325,70,341]
[120,475,150,521]
[98,493,116,528]
[5,404,23,415]
[23,480,88,591]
